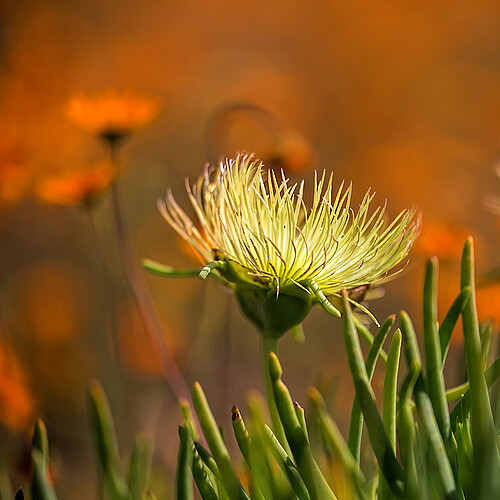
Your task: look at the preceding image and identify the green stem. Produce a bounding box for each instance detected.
[105,141,199,435]
[261,334,291,456]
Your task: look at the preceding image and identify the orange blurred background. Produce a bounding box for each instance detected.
[1,1,500,497]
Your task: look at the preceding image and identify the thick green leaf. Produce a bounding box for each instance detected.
[423,258,450,440]
[263,424,311,500]
[308,387,368,500]
[460,239,499,497]
[31,451,57,500]
[269,353,336,500]
[341,290,404,497]
[177,427,193,500]
[31,420,49,467]
[347,315,395,463]
[439,288,470,366]
[397,363,420,500]
[191,443,220,500]
[379,329,402,500]
[87,381,129,500]
[192,383,249,500]
[414,393,458,500]
[127,435,152,500]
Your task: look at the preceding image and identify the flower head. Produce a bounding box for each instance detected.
[158,155,420,335]
[66,91,161,143]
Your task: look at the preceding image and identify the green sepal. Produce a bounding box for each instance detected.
[235,285,312,338]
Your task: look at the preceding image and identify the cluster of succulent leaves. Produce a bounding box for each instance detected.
[176,239,500,500]
[2,382,155,500]
[3,239,500,500]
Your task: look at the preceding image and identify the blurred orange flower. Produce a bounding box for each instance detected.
[66,91,161,143]
[416,221,471,261]
[0,136,30,205]
[477,282,500,325]
[267,133,316,173]
[36,162,114,207]
[0,340,36,432]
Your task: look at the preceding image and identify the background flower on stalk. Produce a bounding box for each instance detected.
[65,89,193,410]
[206,102,315,175]
[35,162,115,208]
[66,90,161,146]
[145,154,421,338]
[266,132,316,174]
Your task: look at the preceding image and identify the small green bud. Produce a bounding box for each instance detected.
[234,284,313,338]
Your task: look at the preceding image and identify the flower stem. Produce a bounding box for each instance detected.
[261,334,290,455]
[106,140,192,408]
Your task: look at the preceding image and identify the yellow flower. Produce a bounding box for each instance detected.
[162,155,419,292]
[66,91,161,143]
[157,155,420,335]
[36,162,114,207]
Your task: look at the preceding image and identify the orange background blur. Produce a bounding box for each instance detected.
[1,1,500,498]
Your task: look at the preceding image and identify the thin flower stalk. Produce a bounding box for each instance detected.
[106,141,192,410]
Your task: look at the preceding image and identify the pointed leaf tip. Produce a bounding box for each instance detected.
[307,386,324,407]
[31,419,49,461]
[87,379,105,399]
[428,255,439,266]
[231,405,241,422]
[268,351,282,381]
[178,425,188,439]
[461,237,474,265]
[460,238,475,290]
